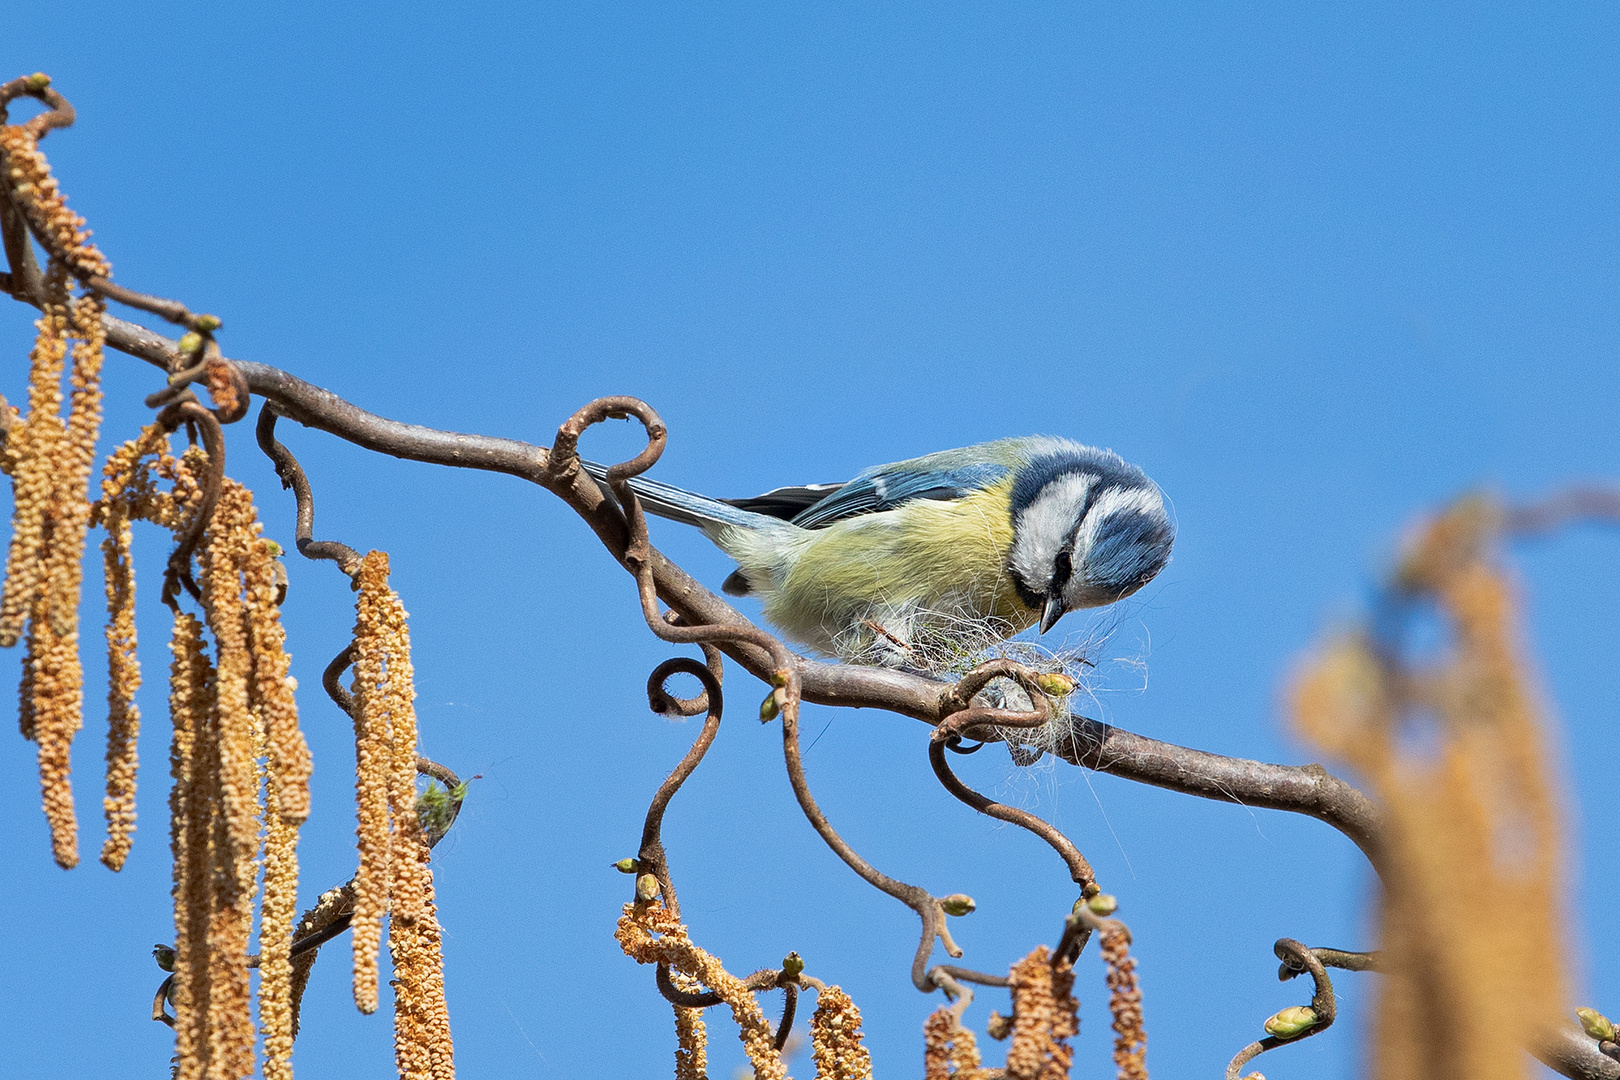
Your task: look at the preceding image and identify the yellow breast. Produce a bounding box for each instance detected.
[766,477,1038,640]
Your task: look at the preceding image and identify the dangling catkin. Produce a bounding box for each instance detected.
[924,1005,988,1079]
[92,424,194,871]
[168,610,217,1080]
[347,549,454,1076]
[1004,947,1078,1080]
[668,970,710,1080]
[616,900,788,1080]
[2,116,114,868]
[809,985,873,1080]
[1291,497,1568,1080]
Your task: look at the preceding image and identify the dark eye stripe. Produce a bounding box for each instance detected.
[1051,549,1073,591]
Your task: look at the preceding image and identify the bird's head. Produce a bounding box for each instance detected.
[1007,445,1174,634]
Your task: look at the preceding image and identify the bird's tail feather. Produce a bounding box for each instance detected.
[581,460,778,531]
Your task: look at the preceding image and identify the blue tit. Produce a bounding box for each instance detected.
[584,437,1173,665]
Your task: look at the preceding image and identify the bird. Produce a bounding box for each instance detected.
[584,436,1173,667]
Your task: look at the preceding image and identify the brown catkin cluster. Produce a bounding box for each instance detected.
[1100,927,1146,1080]
[923,1006,990,1080]
[0,117,114,868]
[615,900,788,1080]
[348,550,454,1077]
[90,423,174,870]
[167,609,222,1080]
[1291,497,1568,1080]
[667,970,710,1080]
[1005,947,1079,1080]
[3,265,100,867]
[809,985,872,1080]
[0,119,112,280]
[388,833,455,1080]
[157,468,312,1080]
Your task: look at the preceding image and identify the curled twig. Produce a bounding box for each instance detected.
[0,73,75,139]
[255,404,363,576]
[154,399,225,609]
[564,396,974,995]
[1505,486,1620,537]
[775,982,799,1051]
[1225,938,1336,1080]
[652,965,806,1054]
[929,717,1096,892]
[1279,946,1379,980]
[323,644,357,716]
[638,655,725,917]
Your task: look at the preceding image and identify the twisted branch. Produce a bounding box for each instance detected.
[254,405,363,576]
[1225,938,1337,1080]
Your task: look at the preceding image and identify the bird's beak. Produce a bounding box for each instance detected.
[1039,595,1065,635]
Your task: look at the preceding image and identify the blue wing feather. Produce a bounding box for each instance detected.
[790,460,1012,529]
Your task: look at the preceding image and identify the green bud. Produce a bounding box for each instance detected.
[1034,672,1076,696]
[153,944,176,972]
[176,332,203,356]
[769,670,789,688]
[1263,1005,1320,1039]
[940,894,976,917]
[760,689,781,722]
[262,539,284,557]
[781,952,804,978]
[1578,1007,1617,1043]
[192,314,222,332]
[1087,893,1119,917]
[612,858,639,874]
[26,73,51,91]
[635,873,661,901]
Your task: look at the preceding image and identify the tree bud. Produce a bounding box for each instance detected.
[613,857,639,873]
[781,952,804,978]
[940,894,976,916]
[635,873,661,900]
[760,690,781,722]
[986,1012,1012,1040]
[1087,893,1119,916]
[153,944,176,972]
[1578,1008,1617,1042]
[1263,1005,1320,1038]
[1034,672,1076,696]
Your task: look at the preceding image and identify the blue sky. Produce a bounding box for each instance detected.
[3,3,1618,1077]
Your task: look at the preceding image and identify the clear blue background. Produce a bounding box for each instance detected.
[4,3,1617,1077]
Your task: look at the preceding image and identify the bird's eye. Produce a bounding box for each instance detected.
[1052,549,1073,589]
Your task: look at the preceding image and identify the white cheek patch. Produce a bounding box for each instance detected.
[1009,473,1094,590]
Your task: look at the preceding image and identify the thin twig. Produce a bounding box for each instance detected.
[1224,938,1337,1080]
[255,404,363,576]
